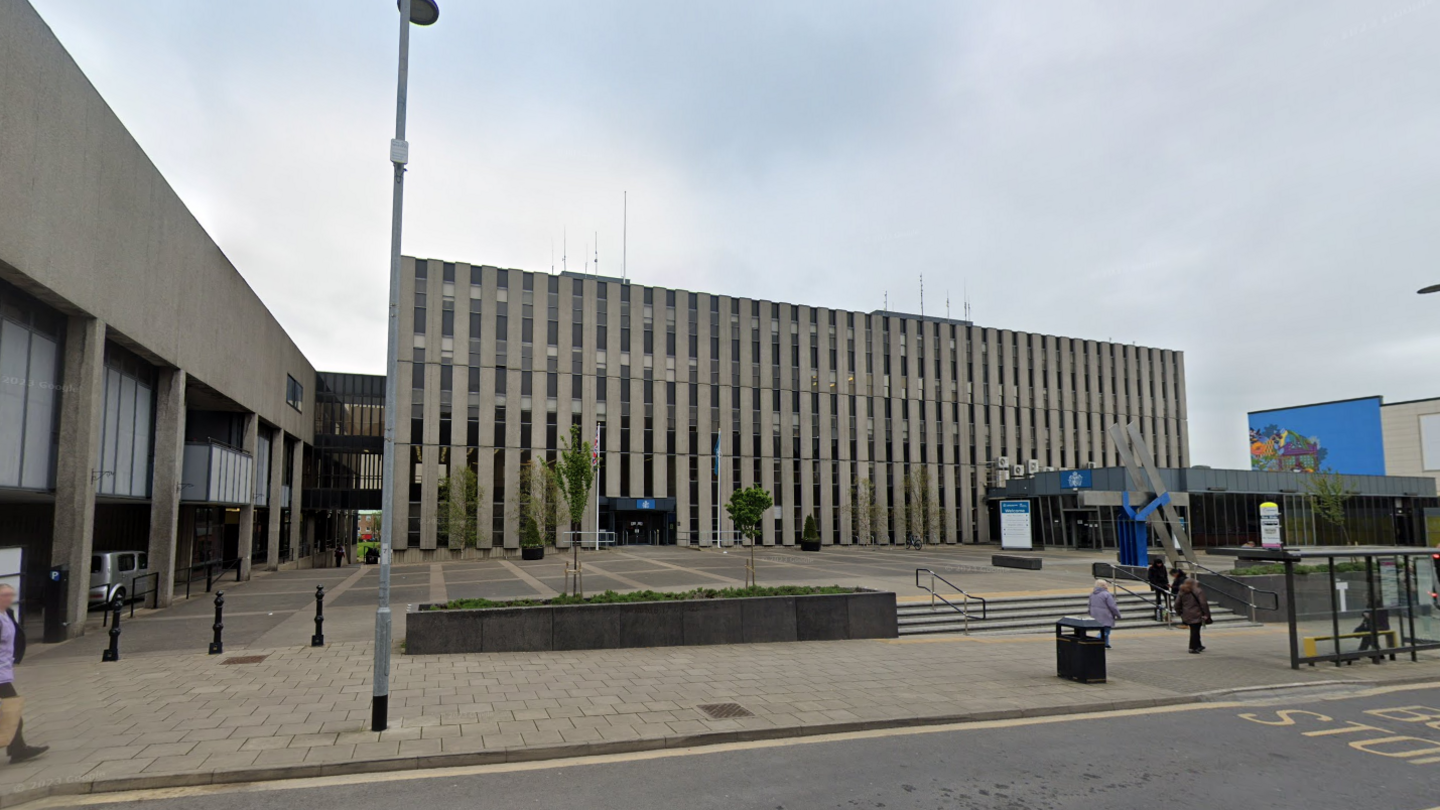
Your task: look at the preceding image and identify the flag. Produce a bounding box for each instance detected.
[592,423,601,467]
[713,432,721,477]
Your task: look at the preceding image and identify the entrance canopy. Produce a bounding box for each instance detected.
[1210,546,1440,669]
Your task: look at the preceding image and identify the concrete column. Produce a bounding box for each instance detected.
[236,413,258,579]
[146,368,186,608]
[288,439,303,562]
[265,429,283,570]
[50,316,106,638]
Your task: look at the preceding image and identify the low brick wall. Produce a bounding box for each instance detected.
[407,590,898,654]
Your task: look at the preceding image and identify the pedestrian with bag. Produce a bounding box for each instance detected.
[0,585,46,764]
[1087,580,1121,649]
[1147,557,1170,621]
[1175,579,1212,654]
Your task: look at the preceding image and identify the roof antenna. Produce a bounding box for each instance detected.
[946,291,950,320]
[884,291,888,311]
[593,231,598,279]
[551,240,555,275]
[563,228,568,275]
[622,191,628,284]
[963,279,972,322]
[919,274,925,318]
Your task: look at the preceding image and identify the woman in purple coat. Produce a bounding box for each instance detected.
[1088,580,1122,649]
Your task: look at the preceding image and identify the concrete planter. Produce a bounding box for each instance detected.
[520,546,545,560]
[800,542,822,552]
[406,590,898,654]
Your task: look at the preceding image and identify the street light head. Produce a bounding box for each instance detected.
[1420,284,1440,295]
[399,0,440,25]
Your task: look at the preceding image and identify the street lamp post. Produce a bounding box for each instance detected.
[374,0,439,733]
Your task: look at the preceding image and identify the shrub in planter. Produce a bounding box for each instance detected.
[520,514,545,560]
[800,513,822,552]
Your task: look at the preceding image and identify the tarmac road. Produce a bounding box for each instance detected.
[32,682,1440,810]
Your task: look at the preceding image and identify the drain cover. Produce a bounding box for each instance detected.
[697,702,754,719]
[221,655,269,665]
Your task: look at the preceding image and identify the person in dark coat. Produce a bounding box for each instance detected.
[1175,579,1211,654]
[1170,568,1188,595]
[1087,580,1122,648]
[0,585,45,763]
[1147,558,1170,620]
[1355,609,1391,652]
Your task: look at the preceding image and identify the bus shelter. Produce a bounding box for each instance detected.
[1210,546,1440,669]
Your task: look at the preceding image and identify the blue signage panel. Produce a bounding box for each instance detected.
[636,499,656,510]
[1248,397,1386,475]
[1061,469,1092,489]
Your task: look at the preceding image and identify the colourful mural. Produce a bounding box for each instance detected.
[1250,425,1328,473]
[1247,397,1385,476]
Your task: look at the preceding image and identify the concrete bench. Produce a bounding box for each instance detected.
[992,554,1043,571]
[1303,629,1398,658]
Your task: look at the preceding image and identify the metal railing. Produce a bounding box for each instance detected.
[915,568,988,634]
[130,572,160,617]
[1094,560,1280,623]
[183,558,243,599]
[1092,562,1171,623]
[1188,560,1281,623]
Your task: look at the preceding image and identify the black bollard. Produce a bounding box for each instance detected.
[101,597,122,662]
[311,585,325,647]
[208,590,225,655]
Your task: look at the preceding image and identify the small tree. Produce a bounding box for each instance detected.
[726,486,773,586]
[519,511,543,548]
[903,467,939,544]
[847,478,879,545]
[1304,469,1356,544]
[436,467,480,548]
[553,424,595,594]
[520,459,561,546]
[802,513,820,544]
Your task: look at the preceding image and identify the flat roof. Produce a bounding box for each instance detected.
[1248,395,1382,416]
[1209,546,1440,560]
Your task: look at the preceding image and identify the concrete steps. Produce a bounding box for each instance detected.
[897,591,1255,636]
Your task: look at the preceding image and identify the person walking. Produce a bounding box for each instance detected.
[1088,580,1121,649]
[1147,557,1170,621]
[0,585,46,764]
[1176,579,1212,654]
[333,544,346,568]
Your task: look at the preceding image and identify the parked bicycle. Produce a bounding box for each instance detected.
[905,534,924,550]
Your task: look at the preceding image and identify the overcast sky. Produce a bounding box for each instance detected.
[28,0,1440,469]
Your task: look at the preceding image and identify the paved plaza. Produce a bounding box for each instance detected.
[8,546,1438,808]
[30,545,1108,661]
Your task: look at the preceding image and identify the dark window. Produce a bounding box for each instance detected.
[286,375,304,412]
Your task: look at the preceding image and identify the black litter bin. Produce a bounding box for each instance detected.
[1056,616,1106,684]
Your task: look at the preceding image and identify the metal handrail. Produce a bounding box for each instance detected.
[1092,563,1172,623]
[131,572,160,617]
[1187,560,1281,622]
[182,558,243,599]
[1095,560,1280,623]
[915,568,988,634]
